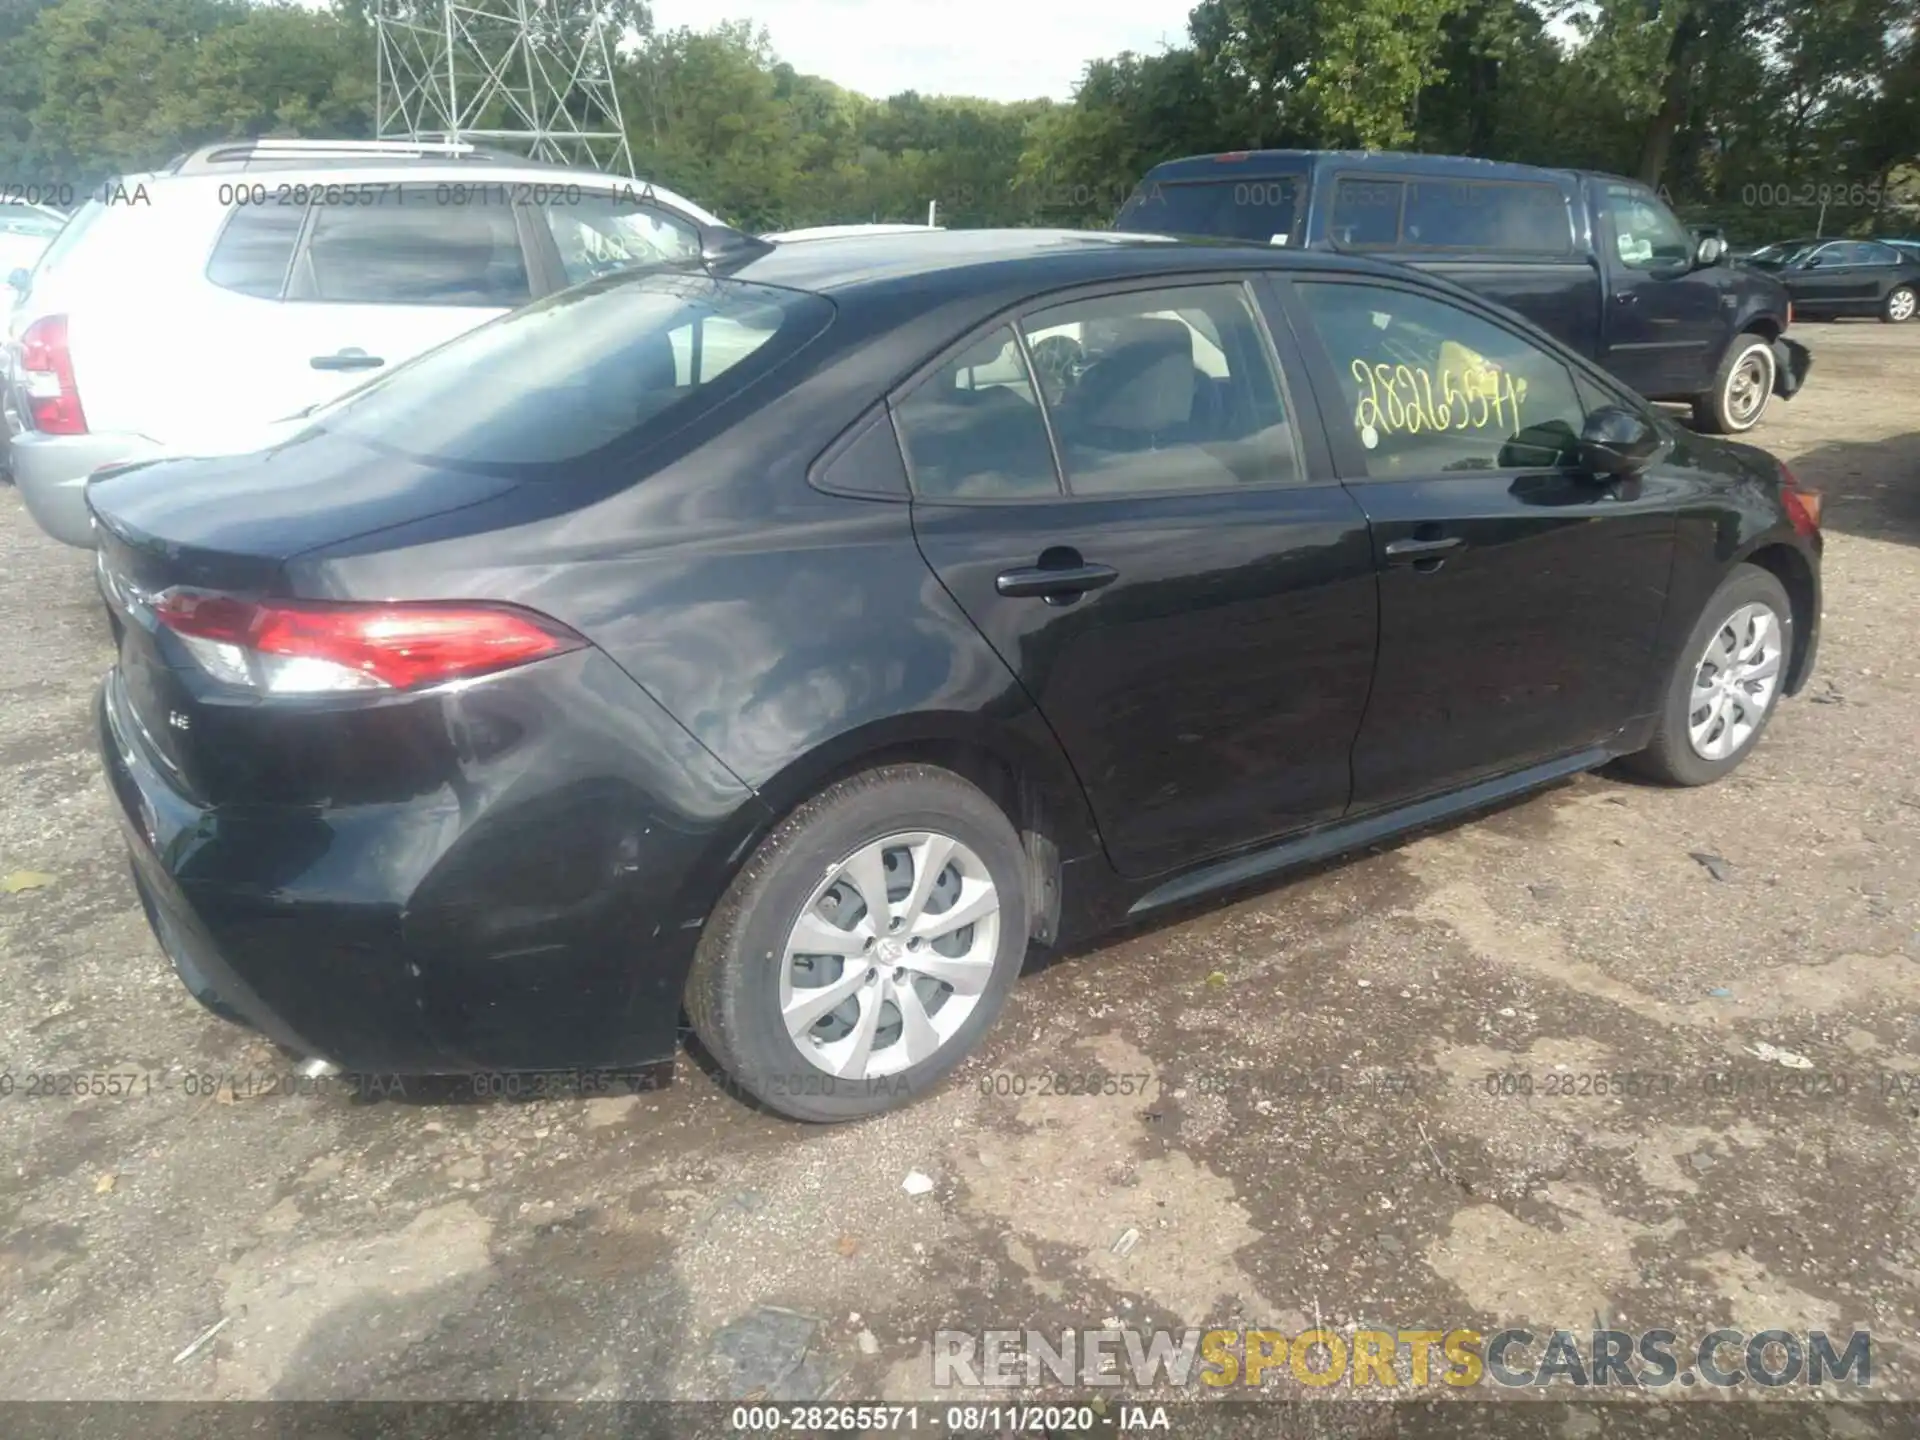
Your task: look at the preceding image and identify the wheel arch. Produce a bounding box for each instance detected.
[1736,539,1818,695]
[677,710,1102,955]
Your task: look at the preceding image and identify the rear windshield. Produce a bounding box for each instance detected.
[1115,175,1304,244]
[29,198,105,278]
[308,271,834,471]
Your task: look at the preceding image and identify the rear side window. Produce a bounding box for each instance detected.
[206,203,306,298]
[1843,241,1899,266]
[539,194,701,286]
[297,192,531,305]
[1115,176,1303,244]
[307,271,832,469]
[893,326,1061,500]
[1328,180,1404,248]
[1018,283,1300,495]
[1400,180,1571,254]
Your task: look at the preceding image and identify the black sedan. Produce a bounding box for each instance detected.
[88,230,1823,1121]
[1743,237,1920,322]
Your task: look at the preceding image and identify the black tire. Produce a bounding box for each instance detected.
[1882,284,1917,324]
[1691,335,1776,434]
[684,763,1029,1122]
[1624,563,1794,787]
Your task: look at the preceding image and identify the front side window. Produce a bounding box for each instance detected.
[1018,283,1299,495]
[1296,281,1591,478]
[893,326,1061,501]
[306,271,831,470]
[540,194,702,286]
[1602,185,1693,270]
[298,190,531,306]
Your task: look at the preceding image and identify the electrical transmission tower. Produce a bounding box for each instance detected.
[375,1,636,176]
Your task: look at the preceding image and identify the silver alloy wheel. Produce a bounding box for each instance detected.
[1890,288,1917,322]
[1724,346,1773,429]
[1688,601,1784,761]
[779,831,1000,1079]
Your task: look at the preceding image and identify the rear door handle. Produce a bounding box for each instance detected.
[995,562,1119,600]
[1384,536,1465,565]
[311,349,385,372]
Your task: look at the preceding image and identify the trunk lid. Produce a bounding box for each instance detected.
[91,434,520,799]
[88,427,520,565]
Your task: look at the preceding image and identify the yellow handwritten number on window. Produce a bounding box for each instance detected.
[1351,356,1528,444]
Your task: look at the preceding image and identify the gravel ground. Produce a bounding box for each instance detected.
[1,322,1917,1418]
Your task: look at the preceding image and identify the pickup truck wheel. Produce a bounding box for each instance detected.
[1692,337,1775,434]
[1883,285,1917,324]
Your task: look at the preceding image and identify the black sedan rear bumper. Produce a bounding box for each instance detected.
[97,653,766,1075]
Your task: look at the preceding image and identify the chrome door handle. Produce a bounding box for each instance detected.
[995,562,1119,599]
[1384,536,1465,564]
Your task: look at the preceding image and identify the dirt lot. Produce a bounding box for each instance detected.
[1,323,1917,1419]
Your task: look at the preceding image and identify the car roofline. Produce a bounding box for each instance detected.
[121,165,722,226]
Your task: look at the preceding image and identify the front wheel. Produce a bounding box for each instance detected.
[1883,285,1917,324]
[684,764,1030,1122]
[1691,337,1776,434]
[1624,564,1793,787]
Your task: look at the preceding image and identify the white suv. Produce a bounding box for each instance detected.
[8,139,731,546]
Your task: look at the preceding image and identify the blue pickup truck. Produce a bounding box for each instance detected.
[1113,150,1811,434]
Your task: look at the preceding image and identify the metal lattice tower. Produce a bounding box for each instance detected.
[375,0,636,176]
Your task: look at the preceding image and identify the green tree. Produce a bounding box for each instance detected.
[1191,0,1462,148]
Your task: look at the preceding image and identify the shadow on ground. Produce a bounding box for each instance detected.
[1788,428,1920,547]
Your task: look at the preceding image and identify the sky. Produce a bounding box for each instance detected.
[645,0,1196,102]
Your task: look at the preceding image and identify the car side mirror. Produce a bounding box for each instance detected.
[1693,232,1727,267]
[6,267,28,291]
[1802,254,1824,269]
[1578,405,1664,479]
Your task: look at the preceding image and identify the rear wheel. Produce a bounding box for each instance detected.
[1625,564,1792,786]
[1691,336,1775,434]
[685,764,1029,1121]
[1883,285,1917,324]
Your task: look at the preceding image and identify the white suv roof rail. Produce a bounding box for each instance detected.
[169,137,543,174]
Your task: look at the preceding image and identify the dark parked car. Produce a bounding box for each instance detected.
[90,231,1823,1121]
[1111,151,1810,435]
[1741,237,1920,323]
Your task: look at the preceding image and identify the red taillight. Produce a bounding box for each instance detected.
[1779,462,1822,537]
[152,591,583,693]
[18,314,87,435]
